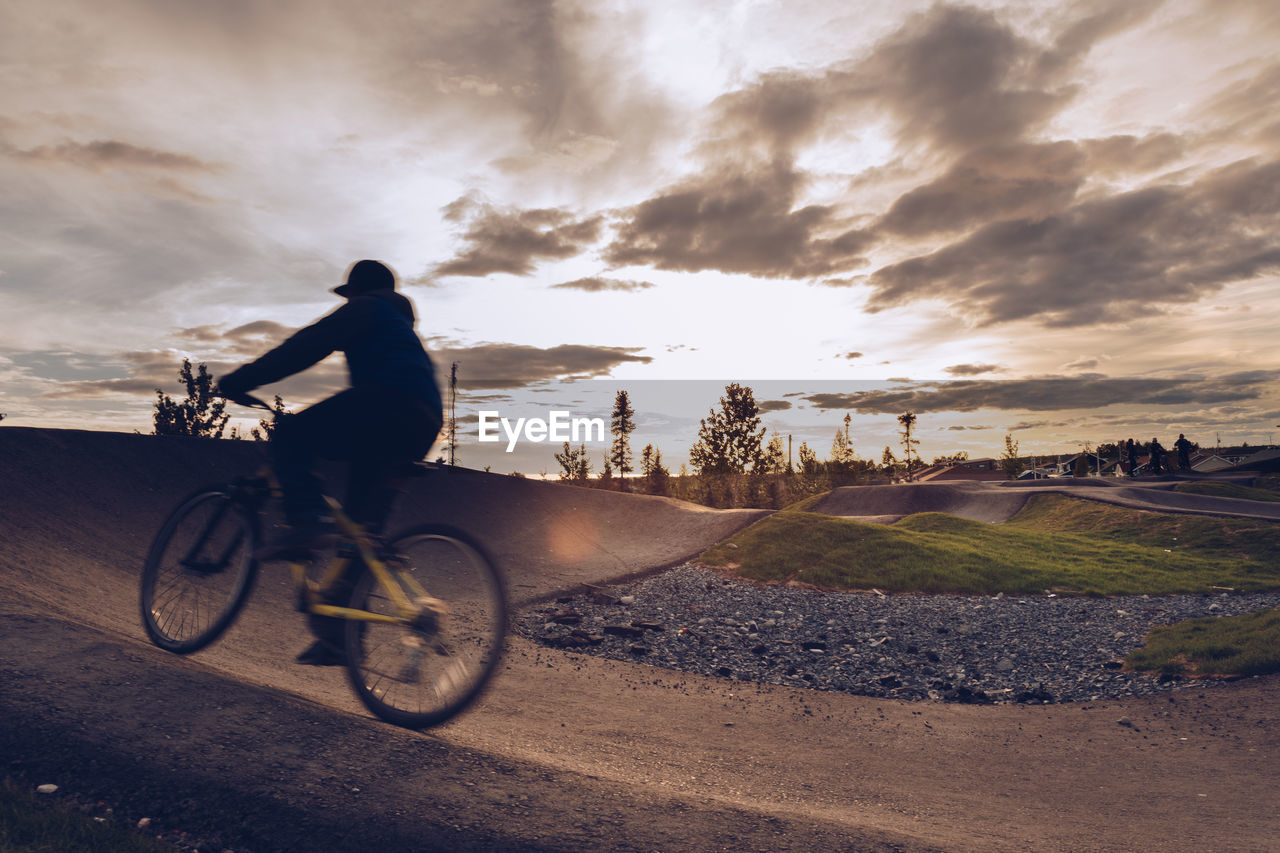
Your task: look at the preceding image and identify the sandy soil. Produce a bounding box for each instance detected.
[2,427,1278,852]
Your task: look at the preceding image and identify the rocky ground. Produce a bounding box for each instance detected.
[519,563,1280,705]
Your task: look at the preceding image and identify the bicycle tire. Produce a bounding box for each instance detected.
[140,485,260,654]
[344,524,507,729]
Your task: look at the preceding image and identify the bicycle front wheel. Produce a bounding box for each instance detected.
[344,525,507,729]
[140,486,259,654]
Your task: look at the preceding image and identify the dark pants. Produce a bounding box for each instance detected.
[271,386,441,534]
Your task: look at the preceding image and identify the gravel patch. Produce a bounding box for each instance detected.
[518,563,1280,705]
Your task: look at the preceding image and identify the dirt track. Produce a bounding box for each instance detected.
[3,428,1279,852]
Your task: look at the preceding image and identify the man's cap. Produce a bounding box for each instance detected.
[333,259,396,297]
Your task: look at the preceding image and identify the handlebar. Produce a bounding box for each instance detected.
[217,391,272,411]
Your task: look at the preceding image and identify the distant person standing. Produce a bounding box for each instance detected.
[1126,438,1138,477]
[1149,437,1166,475]
[1174,433,1194,471]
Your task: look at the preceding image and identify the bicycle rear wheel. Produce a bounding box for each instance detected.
[140,486,259,654]
[344,524,507,729]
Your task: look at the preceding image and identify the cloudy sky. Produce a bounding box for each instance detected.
[2,0,1278,472]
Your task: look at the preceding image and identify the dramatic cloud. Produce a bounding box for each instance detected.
[945,363,1002,377]
[3,0,1278,456]
[175,321,294,356]
[39,350,221,400]
[802,372,1280,414]
[604,164,872,277]
[866,157,1280,326]
[551,277,654,292]
[3,139,222,174]
[877,141,1084,237]
[435,196,603,277]
[856,4,1077,153]
[601,2,1168,283]
[431,342,652,389]
[1205,60,1280,145]
[757,399,793,413]
[34,334,654,405]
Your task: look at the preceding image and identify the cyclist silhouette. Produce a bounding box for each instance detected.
[216,259,443,664]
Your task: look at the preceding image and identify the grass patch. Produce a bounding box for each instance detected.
[777,490,831,513]
[0,779,172,852]
[1172,481,1280,503]
[699,493,1280,680]
[1005,494,1280,565]
[698,494,1280,596]
[1125,607,1280,678]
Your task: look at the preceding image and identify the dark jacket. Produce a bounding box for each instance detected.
[220,290,442,417]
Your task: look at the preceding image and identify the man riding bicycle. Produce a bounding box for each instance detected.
[216,259,443,664]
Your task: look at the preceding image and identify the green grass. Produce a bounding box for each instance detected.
[776,490,831,513]
[1125,607,1280,677]
[698,493,1280,679]
[0,780,172,852]
[698,494,1280,596]
[1005,493,1280,565]
[1172,481,1280,503]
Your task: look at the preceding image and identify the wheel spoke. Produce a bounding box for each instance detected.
[140,489,258,653]
[343,526,506,728]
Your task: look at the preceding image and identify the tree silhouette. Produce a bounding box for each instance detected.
[829,413,855,474]
[640,443,670,495]
[881,445,898,478]
[153,359,230,438]
[554,441,592,481]
[760,431,786,474]
[999,433,1025,480]
[250,395,290,442]
[689,383,766,475]
[798,442,819,476]
[609,390,635,489]
[897,411,919,481]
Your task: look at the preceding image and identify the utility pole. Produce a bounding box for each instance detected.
[448,362,458,466]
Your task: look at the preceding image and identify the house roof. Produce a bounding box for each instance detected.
[916,464,1009,482]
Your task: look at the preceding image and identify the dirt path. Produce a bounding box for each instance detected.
[4,599,1277,852]
[3,428,1279,851]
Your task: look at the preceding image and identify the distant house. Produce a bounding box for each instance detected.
[1227,447,1280,473]
[917,457,1009,482]
[1050,452,1123,478]
[1190,451,1234,473]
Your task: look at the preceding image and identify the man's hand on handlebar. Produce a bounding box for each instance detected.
[214,386,269,410]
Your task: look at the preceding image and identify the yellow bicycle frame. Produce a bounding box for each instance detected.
[287,495,443,626]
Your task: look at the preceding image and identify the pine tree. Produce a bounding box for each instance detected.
[153,359,230,438]
[881,445,898,479]
[897,411,919,481]
[689,383,766,475]
[649,447,670,495]
[829,413,855,477]
[798,442,819,476]
[609,390,635,489]
[639,443,671,495]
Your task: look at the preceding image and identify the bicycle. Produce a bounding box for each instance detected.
[138,394,507,729]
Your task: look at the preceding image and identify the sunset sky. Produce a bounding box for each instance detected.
[2,0,1278,473]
